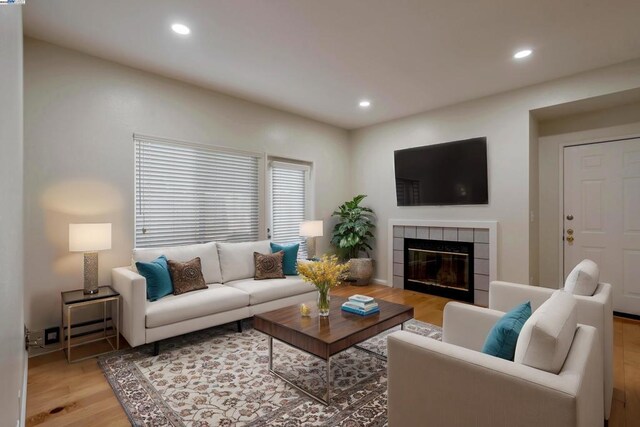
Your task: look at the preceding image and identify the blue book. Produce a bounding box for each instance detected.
[341,305,380,316]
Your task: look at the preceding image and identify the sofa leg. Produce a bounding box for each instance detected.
[237,320,243,333]
[153,341,160,356]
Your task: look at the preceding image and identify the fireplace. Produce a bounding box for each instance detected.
[404,238,474,302]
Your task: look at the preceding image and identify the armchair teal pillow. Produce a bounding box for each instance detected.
[481,301,532,361]
[136,255,173,301]
[270,242,299,275]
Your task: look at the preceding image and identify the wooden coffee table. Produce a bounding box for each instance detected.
[254,295,413,405]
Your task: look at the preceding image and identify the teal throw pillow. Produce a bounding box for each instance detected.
[481,301,532,361]
[136,255,173,301]
[270,242,299,275]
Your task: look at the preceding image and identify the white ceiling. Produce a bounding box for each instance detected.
[23,0,640,129]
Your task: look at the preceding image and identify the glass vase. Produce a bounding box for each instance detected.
[317,287,330,317]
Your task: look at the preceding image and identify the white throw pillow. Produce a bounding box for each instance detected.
[133,242,223,284]
[514,290,577,374]
[564,259,599,296]
[217,240,272,282]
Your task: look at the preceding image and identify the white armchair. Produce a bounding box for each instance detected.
[387,302,603,427]
[489,280,613,420]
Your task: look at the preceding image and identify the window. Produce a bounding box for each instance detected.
[269,160,311,258]
[135,135,262,248]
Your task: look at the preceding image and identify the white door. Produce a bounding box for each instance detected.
[563,138,640,315]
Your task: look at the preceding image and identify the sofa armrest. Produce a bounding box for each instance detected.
[442,302,503,351]
[112,267,147,347]
[387,326,602,427]
[489,280,555,312]
[573,282,613,419]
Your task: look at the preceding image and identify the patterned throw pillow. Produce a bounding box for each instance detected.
[254,251,286,280]
[167,257,208,295]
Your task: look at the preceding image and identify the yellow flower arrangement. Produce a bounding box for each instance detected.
[297,255,350,316]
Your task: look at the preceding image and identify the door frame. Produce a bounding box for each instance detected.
[557,132,640,283]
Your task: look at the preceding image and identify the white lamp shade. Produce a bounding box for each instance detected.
[299,220,323,237]
[69,223,112,252]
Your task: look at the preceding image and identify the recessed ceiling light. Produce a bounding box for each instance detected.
[171,23,191,35]
[513,49,532,59]
[359,100,371,108]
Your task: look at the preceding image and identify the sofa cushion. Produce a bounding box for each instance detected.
[145,284,250,328]
[217,240,272,282]
[514,290,577,374]
[225,276,315,305]
[481,301,531,360]
[564,259,599,296]
[133,242,223,284]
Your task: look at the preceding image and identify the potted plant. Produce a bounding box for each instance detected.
[330,194,375,285]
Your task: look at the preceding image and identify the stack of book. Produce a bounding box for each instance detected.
[341,294,379,316]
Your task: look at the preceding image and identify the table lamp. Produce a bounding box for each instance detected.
[69,223,112,294]
[299,220,323,259]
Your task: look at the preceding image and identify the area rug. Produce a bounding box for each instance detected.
[99,319,441,426]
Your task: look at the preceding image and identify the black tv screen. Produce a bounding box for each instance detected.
[394,137,488,206]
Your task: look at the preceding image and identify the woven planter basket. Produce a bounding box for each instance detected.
[348,258,374,286]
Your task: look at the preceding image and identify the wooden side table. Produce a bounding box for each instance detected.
[61,286,120,363]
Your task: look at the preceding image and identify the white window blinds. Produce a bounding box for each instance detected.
[270,161,310,258]
[135,135,261,248]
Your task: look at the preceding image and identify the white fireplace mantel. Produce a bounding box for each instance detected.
[386,219,498,294]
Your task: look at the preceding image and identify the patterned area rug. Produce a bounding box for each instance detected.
[99,318,441,426]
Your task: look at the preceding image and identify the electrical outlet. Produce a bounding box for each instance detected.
[44,326,60,345]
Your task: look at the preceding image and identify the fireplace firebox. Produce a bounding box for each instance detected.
[404,238,474,302]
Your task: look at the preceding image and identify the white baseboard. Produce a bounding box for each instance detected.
[27,345,62,358]
[372,278,390,286]
[20,351,27,427]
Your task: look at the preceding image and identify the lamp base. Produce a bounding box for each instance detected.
[306,237,316,260]
[83,252,99,294]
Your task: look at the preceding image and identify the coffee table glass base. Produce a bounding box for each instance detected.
[267,322,405,406]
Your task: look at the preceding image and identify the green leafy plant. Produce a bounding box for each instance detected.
[331,194,375,260]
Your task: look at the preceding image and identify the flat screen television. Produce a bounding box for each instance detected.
[394,137,488,206]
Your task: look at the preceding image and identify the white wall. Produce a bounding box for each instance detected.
[539,102,640,137]
[350,59,640,285]
[537,106,640,288]
[24,38,351,331]
[0,6,26,426]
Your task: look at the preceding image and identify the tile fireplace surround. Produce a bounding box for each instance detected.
[387,220,497,306]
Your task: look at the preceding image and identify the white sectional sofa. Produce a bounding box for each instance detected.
[112,240,316,353]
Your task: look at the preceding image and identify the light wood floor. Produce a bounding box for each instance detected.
[26,284,640,426]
